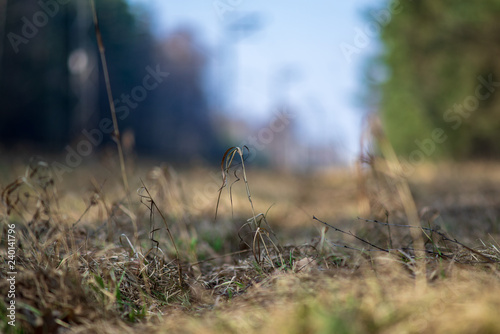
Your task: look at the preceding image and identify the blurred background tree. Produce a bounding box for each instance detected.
[373,0,500,160]
[138,27,222,160]
[0,0,223,162]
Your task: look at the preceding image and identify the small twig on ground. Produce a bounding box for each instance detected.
[358,216,498,263]
[313,216,389,253]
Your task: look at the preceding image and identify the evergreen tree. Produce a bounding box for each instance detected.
[373,0,500,160]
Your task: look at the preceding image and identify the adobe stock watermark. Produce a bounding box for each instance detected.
[51,64,170,181]
[213,0,244,22]
[399,74,499,176]
[340,0,405,64]
[8,0,70,54]
[190,108,296,212]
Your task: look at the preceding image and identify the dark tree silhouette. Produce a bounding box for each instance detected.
[0,0,222,162]
[135,27,222,161]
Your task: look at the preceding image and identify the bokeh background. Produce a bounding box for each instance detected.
[1,0,500,169]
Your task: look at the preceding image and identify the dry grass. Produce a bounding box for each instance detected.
[3,4,499,332]
[1,150,500,333]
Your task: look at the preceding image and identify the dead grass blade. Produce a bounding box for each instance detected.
[138,181,184,287]
[215,146,255,223]
[364,115,427,288]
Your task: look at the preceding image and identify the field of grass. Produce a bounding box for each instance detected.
[1,150,500,333]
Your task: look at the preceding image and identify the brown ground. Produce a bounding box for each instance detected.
[1,152,499,333]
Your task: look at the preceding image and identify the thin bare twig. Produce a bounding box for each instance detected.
[89,0,130,200]
[358,216,498,263]
[313,216,389,253]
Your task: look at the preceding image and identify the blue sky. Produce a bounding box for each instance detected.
[129,0,386,162]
